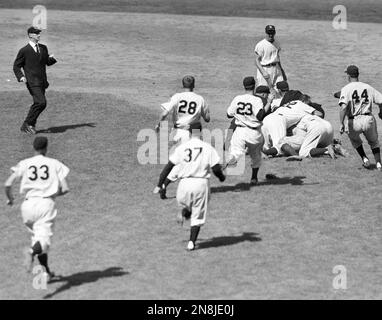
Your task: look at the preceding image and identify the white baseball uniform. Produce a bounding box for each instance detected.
[227,93,265,168]
[11,154,69,252]
[169,137,220,227]
[339,82,382,149]
[297,115,334,157]
[161,92,209,143]
[254,39,284,88]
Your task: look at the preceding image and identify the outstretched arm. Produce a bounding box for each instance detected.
[155,109,170,133]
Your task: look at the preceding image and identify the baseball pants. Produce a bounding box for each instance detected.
[176,178,210,227]
[25,85,47,127]
[299,120,334,157]
[229,126,264,168]
[261,113,287,152]
[256,65,284,88]
[21,197,57,253]
[347,115,379,149]
[277,128,307,153]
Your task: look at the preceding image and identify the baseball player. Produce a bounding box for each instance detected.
[155,75,210,144]
[155,123,225,251]
[4,136,70,281]
[339,65,382,170]
[254,25,287,93]
[262,94,323,156]
[279,114,336,160]
[225,77,274,185]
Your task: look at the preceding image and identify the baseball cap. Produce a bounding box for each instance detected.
[345,65,359,77]
[255,85,270,94]
[33,136,48,151]
[276,81,289,92]
[27,26,42,34]
[182,75,195,88]
[265,25,276,34]
[243,76,256,89]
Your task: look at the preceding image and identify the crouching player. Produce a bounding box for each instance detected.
[155,123,225,251]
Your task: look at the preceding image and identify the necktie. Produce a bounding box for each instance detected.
[35,44,40,54]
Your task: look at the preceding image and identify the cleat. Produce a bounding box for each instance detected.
[362,157,371,169]
[250,178,258,186]
[20,124,33,134]
[28,126,36,134]
[187,241,195,251]
[333,143,348,157]
[286,155,303,161]
[326,145,337,159]
[377,162,382,171]
[23,248,34,273]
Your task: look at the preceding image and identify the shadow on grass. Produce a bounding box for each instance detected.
[197,232,261,250]
[43,267,128,299]
[211,176,316,193]
[37,123,96,133]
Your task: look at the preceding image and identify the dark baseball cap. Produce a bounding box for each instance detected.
[182,75,195,88]
[243,76,256,89]
[33,136,48,151]
[27,26,42,34]
[255,85,270,94]
[276,81,289,92]
[265,25,276,34]
[345,65,359,77]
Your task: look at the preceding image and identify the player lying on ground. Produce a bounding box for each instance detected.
[338,65,382,171]
[224,77,274,185]
[262,94,324,156]
[155,123,225,251]
[4,137,69,282]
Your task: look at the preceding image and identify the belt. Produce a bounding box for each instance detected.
[349,113,371,120]
[262,62,278,67]
[237,124,259,130]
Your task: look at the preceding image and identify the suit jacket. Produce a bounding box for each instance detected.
[13,43,57,88]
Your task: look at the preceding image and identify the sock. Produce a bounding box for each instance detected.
[281,144,298,156]
[356,145,367,159]
[251,168,259,180]
[190,226,201,244]
[37,253,51,274]
[309,148,328,157]
[372,148,381,164]
[31,241,42,256]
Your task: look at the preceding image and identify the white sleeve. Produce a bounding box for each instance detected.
[10,161,25,177]
[338,88,349,106]
[372,87,382,104]
[57,161,70,181]
[161,94,178,112]
[169,146,182,165]
[254,41,263,58]
[227,98,237,117]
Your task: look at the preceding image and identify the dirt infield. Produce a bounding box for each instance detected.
[1,0,382,23]
[0,7,381,299]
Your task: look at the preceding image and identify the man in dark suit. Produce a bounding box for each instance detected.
[13,26,57,134]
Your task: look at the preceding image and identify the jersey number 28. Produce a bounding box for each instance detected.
[28,165,50,181]
[178,100,197,115]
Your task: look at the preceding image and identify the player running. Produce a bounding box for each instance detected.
[155,123,225,251]
[155,75,210,143]
[338,65,382,170]
[4,137,69,282]
[224,77,274,185]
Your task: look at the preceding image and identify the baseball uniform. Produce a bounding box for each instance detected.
[254,39,284,88]
[169,137,220,227]
[10,154,69,252]
[339,81,382,149]
[297,115,334,157]
[161,92,209,144]
[227,93,265,168]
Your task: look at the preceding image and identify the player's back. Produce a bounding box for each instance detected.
[170,92,208,129]
[13,155,69,198]
[278,100,315,127]
[339,82,382,116]
[227,94,264,129]
[170,137,219,179]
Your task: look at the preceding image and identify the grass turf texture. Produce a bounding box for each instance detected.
[0,6,381,299]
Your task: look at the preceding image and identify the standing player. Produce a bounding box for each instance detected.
[254,25,287,93]
[155,75,210,143]
[225,77,274,185]
[155,123,225,251]
[13,26,57,134]
[4,137,70,281]
[338,65,382,170]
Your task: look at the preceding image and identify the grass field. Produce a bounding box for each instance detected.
[0,1,381,300]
